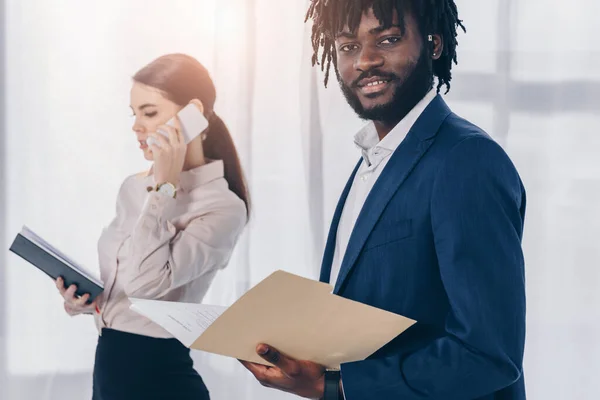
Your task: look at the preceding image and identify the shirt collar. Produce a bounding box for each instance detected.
[354,89,437,168]
[144,159,225,192]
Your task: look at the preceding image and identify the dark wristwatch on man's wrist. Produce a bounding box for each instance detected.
[323,369,343,400]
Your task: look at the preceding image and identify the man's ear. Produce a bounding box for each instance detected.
[429,34,444,60]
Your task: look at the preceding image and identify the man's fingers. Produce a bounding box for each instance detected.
[240,360,263,374]
[240,360,286,389]
[256,344,301,378]
[240,361,270,385]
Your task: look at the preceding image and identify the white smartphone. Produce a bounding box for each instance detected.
[147,102,208,147]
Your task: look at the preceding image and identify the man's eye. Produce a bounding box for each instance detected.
[380,37,401,45]
[339,44,358,52]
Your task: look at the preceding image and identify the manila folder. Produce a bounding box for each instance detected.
[130,270,416,369]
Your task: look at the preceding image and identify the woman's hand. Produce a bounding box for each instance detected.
[148,116,186,186]
[56,277,98,316]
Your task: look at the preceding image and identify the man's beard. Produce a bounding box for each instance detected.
[338,47,433,125]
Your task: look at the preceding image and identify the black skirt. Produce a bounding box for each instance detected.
[92,328,210,400]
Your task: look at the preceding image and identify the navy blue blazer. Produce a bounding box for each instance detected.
[320,95,526,399]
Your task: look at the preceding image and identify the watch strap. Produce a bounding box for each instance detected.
[323,369,341,400]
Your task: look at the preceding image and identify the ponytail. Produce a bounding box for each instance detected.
[203,112,250,217]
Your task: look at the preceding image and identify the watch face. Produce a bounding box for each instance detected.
[158,183,176,198]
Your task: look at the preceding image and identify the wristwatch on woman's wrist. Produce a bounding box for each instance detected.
[151,182,177,199]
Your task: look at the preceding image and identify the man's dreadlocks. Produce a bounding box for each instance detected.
[305,0,466,93]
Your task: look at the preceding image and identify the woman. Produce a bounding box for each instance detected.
[54,53,250,399]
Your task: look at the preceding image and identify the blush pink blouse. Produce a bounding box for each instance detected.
[94,160,247,338]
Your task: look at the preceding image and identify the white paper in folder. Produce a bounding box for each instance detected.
[129,299,227,347]
[130,270,416,369]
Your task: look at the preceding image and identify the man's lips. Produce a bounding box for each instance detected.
[356,76,392,88]
[355,76,394,96]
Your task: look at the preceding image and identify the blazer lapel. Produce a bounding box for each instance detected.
[319,160,362,283]
[333,95,452,294]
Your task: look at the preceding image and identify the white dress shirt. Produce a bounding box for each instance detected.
[94,159,247,338]
[329,90,437,287]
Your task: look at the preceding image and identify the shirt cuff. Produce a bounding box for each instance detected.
[141,190,177,222]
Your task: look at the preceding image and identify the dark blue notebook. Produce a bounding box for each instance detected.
[9,226,104,302]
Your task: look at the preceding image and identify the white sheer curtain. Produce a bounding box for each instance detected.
[1,0,599,399]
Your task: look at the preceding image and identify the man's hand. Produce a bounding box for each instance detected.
[240,344,326,399]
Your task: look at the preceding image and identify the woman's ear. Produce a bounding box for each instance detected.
[189,98,205,114]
